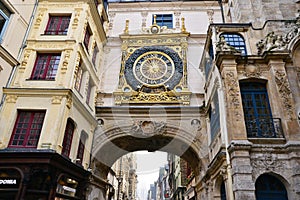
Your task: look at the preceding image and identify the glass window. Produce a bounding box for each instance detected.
[220,33,247,55]
[31,54,61,80]
[240,81,277,138]
[0,2,11,41]
[255,174,288,200]
[76,132,87,164]
[74,63,83,92]
[210,91,220,140]
[61,119,75,157]
[154,14,173,28]
[9,111,45,148]
[45,16,70,35]
[84,26,92,50]
[86,79,93,105]
[92,44,99,66]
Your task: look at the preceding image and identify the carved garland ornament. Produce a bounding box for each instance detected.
[131,120,166,137]
[275,70,294,119]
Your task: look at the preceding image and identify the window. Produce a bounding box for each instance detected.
[9,111,45,148]
[45,16,70,35]
[255,174,288,200]
[221,181,227,200]
[84,26,92,50]
[0,2,11,41]
[74,63,83,91]
[31,54,61,80]
[154,14,173,28]
[92,44,99,66]
[76,132,87,164]
[61,119,75,157]
[210,91,220,140]
[220,33,247,55]
[240,81,283,138]
[86,79,93,105]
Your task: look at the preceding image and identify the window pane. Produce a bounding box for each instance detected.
[221,33,247,55]
[45,16,70,35]
[9,111,45,148]
[31,54,61,80]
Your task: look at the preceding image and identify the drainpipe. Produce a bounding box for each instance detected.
[218,0,225,23]
[219,86,234,200]
[0,0,39,111]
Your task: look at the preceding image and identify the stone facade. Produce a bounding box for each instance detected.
[0,0,300,200]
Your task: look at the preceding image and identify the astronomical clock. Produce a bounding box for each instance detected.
[114,18,191,105]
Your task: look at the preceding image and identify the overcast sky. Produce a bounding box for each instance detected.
[136,151,167,200]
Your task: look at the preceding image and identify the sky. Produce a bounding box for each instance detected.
[136,151,167,200]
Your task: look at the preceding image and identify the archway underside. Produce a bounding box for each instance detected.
[92,134,205,179]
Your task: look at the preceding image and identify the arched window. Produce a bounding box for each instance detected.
[62,119,75,157]
[220,33,247,55]
[255,174,288,200]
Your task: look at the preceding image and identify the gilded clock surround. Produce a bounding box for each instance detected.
[114,20,191,105]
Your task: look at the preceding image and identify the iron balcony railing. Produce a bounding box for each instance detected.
[246,118,284,138]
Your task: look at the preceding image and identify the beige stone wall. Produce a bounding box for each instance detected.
[0,0,36,101]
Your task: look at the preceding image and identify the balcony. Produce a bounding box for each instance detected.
[246,118,284,138]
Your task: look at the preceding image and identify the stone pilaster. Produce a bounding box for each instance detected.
[229,141,256,199]
[268,57,300,140]
[219,55,247,141]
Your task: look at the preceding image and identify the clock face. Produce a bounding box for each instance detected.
[124,46,183,92]
[133,51,175,87]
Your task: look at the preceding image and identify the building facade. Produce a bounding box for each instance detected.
[0,0,300,200]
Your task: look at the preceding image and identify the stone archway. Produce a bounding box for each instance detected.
[89,106,208,198]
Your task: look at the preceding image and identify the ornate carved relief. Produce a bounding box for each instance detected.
[224,71,242,121]
[251,153,284,179]
[243,64,262,78]
[6,95,18,103]
[62,50,72,72]
[174,11,181,29]
[20,50,32,69]
[216,36,240,53]
[225,71,240,109]
[72,8,83,29]
[131,120,166,137]
[141,11,148,28]
[34,8,47,28]
[74,52,81,79]
[108,12,116,31]
[275,70,294,119]
[207,9,214,24]
[256,13,300,54]
[66,95,72,109]
[51,96,63,104]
